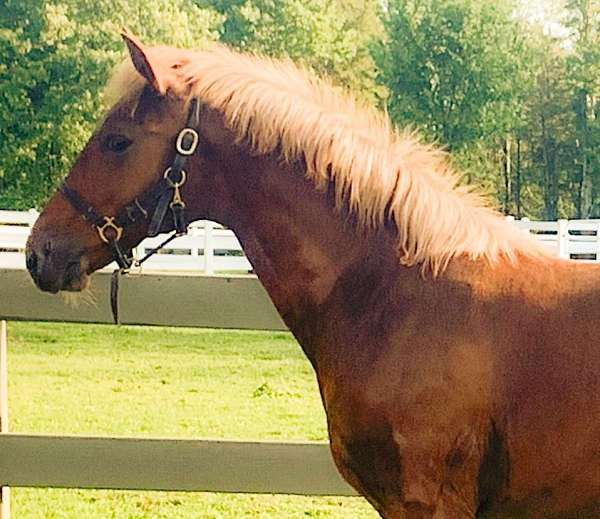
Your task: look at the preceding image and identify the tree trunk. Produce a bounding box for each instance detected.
[541,113,558,220]
[514,138,522,219]
[575,89,591,218]
[502,137,511,215]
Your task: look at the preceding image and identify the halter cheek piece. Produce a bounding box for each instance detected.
[59,99,201,323]
[59,98,201,269]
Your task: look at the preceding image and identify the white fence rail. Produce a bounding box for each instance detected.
[0,210,252,274]
[510,217,600,259]
[4,210,600,272]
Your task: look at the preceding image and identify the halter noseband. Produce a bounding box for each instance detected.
[59,98,201,270]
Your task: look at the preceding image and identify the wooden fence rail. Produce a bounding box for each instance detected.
[0,433,355,496]
[0,269,286,330]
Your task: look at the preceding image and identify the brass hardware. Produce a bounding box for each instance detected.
[97,216,124,243]
[170,184,186,209]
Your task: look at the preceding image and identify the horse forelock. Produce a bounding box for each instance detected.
[103,45,551,275]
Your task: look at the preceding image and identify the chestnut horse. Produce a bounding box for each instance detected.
[26,33,600,518]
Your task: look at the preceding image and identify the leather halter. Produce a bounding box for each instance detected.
[59,98,201,270]
[60,99,201,324]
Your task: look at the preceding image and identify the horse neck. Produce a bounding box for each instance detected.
[196,148,406,362]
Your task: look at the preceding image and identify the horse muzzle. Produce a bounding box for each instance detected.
[25,235,89,293]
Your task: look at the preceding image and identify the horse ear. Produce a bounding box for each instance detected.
[121,28,167,95]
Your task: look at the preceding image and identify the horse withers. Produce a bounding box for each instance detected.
[26,32,600,518]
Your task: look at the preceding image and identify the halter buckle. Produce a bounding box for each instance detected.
[176,128,199,156]
[97,216,124,243]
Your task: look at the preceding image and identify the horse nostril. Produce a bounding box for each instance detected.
[26,250,38,273]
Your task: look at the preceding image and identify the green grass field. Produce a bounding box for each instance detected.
[6,321,378,518]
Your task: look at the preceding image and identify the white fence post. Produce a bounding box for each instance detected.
[596,222,600,262]
[187,223,201,272]
[28,208,39,225]
[204,221,215,275]
[558,219,569,259]
[0,320,9,519]
[190,225,200,261]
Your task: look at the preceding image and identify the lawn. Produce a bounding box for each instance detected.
[6,321,378,518]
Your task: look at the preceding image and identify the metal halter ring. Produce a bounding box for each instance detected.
[163,167,187,187]
[97,216,124,244]
[176,128,199,156]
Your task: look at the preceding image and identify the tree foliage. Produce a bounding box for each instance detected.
[522,33,576,219]
[563,0,600,217]
[209,0,384,100]
[375,0,600,218]
[1,0,600,220]
[375,0,528,149]
[0,0,220,208]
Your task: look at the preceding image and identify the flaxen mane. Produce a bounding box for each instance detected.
[105,44,551,274]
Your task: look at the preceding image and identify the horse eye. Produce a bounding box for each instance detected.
[102,134,132,154]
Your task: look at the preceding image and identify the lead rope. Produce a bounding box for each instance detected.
[110,269,124,325]
[110,232,180,324]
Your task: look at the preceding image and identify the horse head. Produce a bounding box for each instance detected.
[26,32,233,292]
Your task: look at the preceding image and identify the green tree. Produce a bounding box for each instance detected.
[375,0,530,150]
[520,32,576,220]
[373,0,540,213]
[564,0,600,217]
[0,0,220,209]
[205,0,384,102]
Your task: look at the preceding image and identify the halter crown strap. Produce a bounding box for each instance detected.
[147,98,200,236]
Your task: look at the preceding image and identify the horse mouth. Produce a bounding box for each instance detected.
[27,249,91,293]
[62,261,91,292]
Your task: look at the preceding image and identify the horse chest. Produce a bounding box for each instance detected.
[311,346,505,517]
[322,389,404,513]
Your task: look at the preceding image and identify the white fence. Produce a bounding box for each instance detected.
[510,217,600,260]
[0,210,252,274]
[3,210,600,272]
